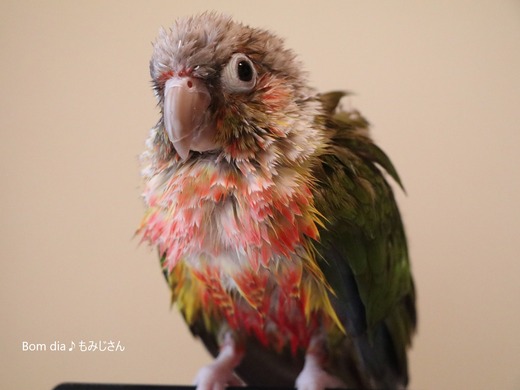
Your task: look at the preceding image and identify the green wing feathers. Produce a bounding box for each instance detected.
[314,92,416,382]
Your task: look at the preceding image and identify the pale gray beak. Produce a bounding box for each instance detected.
[163,76,217,160]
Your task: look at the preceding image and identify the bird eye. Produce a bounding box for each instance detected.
[222,53,257,93]
[237,60,253,82]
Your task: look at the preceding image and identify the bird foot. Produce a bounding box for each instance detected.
[295,336,346,390]
[295,359,346,390]
[193,363,244,390]
[194,333,245,390]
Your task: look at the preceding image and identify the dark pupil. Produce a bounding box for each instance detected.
[237,60,253,82]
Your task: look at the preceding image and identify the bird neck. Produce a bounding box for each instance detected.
[140,155,322,272]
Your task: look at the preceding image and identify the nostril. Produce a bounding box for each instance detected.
[187,80,193,88]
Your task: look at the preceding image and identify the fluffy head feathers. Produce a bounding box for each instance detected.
[150,13,305,101]
[145,12,324,171]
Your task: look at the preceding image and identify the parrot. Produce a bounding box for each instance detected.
[138,12,416,390]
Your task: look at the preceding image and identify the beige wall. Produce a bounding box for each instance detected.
[2,1,519,389]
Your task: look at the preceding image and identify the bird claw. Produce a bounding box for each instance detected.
[194,362,244,390]
[295,336,346,390]
[295,364,346,390]
[194,332,245,390]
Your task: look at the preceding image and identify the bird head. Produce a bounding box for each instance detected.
[148,13,323,168]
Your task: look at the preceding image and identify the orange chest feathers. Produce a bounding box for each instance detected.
[140,160,344,352]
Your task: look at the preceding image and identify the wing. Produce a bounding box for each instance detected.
[312,92,417,388]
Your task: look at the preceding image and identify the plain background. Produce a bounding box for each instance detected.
[1,1,519,389]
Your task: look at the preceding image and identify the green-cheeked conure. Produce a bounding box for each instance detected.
[139,12,416,390]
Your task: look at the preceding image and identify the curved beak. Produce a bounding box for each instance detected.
[163,76,217,160]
